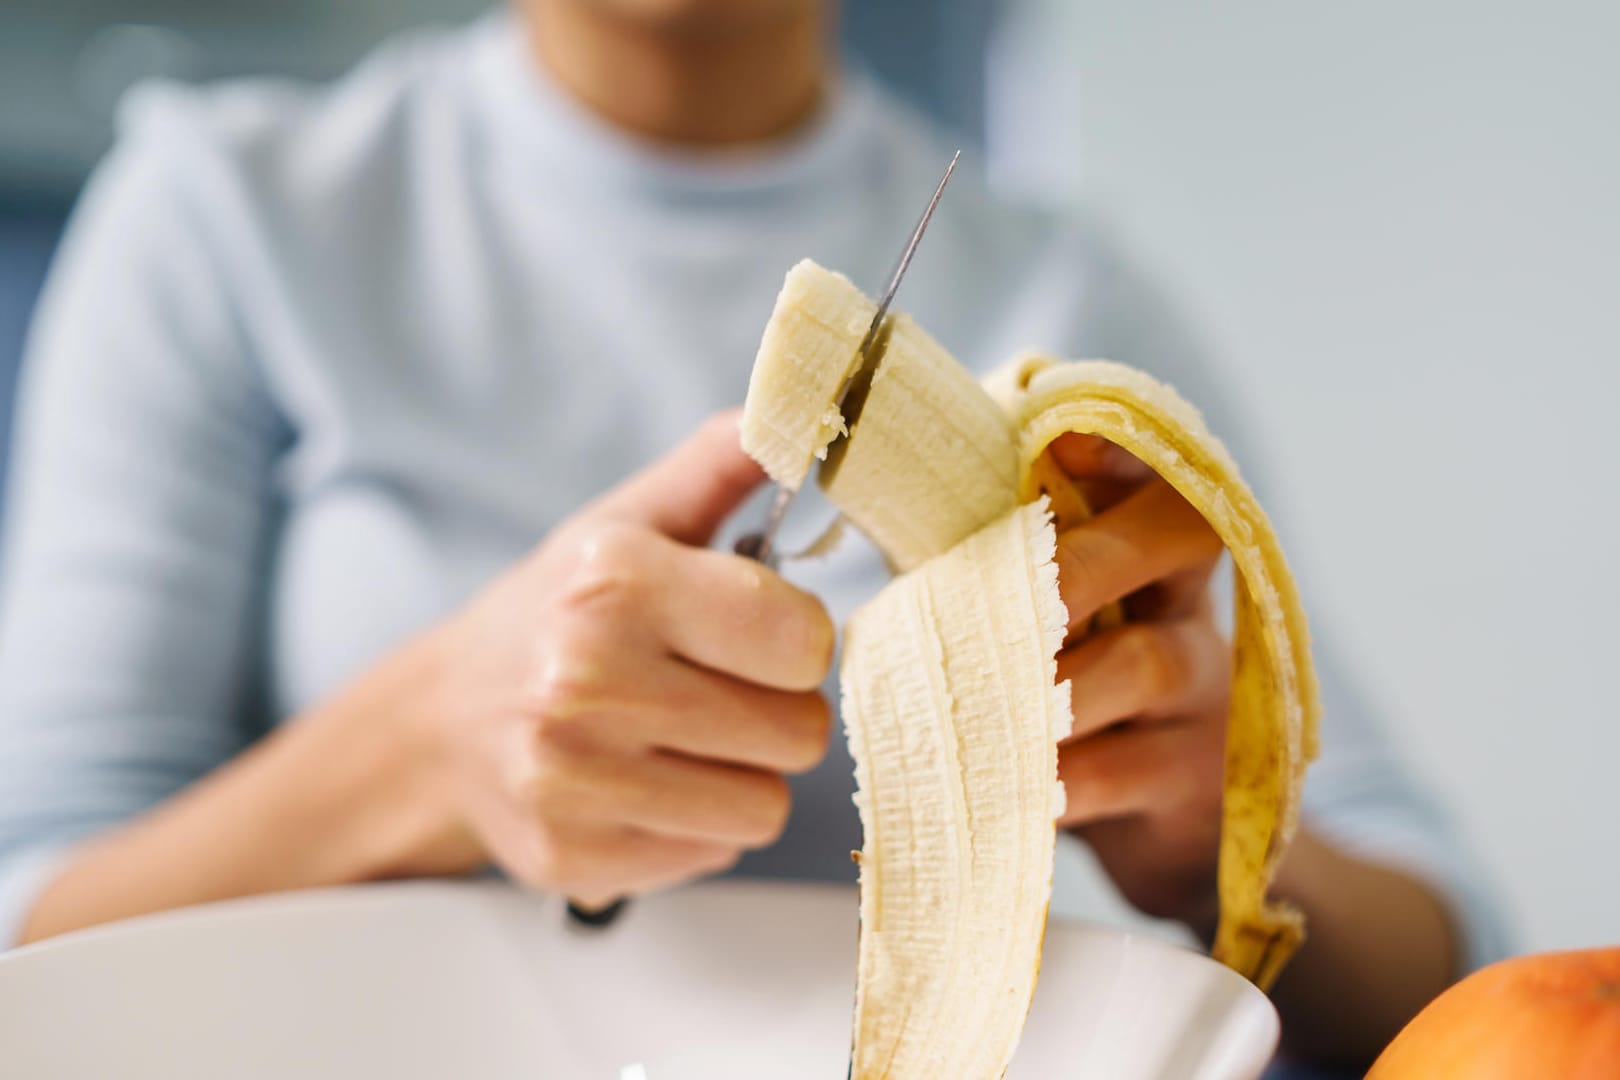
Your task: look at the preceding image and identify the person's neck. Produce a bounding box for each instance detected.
[525,3,827,148]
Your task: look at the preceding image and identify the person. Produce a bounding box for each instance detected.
[0,0,1503,1070]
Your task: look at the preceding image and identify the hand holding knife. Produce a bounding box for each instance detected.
[567,149,961,931]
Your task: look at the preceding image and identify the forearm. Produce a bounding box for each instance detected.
[1265,827,1459,1068]
[18,636,477,945]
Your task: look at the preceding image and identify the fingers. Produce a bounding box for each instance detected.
[552,523,835,692]
[1055,478,1224,635]
[649,542,836,690]
[1123,562,1220,623]
[1056,719,1223,829]
[533,748,794,849]
[480,729,792,904]
[1058,725,1173,825]
[1060,619,1230,740]
[614,657,831,774]
[1045,433,1154,484]
[503,746,790,906]
[590,410,765,546]
[1042,434,1156,517]
[540,825,741,909]
[530,645,830,774]
[561,413,832,691]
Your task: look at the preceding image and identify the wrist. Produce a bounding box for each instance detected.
[1266,826,1462,1065]
[298,627,483,883]
[14,629,486,945]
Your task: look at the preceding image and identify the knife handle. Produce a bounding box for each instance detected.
[569,529,777,933]
[566,897,628,929]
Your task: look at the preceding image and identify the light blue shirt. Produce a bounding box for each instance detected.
[0,13,1505,970]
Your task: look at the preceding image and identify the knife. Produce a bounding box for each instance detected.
[567,149,963,931]
[733,148,961,566]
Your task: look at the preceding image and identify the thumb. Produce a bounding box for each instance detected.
[589,410,767,546]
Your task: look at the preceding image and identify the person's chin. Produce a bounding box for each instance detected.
[563,0,812,34]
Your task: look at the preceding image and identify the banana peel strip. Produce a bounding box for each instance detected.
[996,354,1322,990]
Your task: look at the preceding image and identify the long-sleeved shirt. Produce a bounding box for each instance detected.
[0,12,1506,971]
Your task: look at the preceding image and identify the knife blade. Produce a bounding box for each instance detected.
[732,148,961,566]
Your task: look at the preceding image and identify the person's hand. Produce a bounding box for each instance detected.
[411,412,834,909]
[1046,434,1230,930]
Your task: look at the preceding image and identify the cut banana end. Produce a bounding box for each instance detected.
[843,500,1069,1079]
[740,259,876,490]
[742,260,1320,1076]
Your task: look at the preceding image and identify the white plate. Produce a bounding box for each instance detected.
[0,879,1277,1079]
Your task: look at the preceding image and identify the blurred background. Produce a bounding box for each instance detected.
[0,0,1615,957]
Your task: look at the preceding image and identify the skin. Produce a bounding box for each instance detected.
[21,0,1461,1069]
[1046,434,1230,925]
[21,415,831,931]
[526,0,824,145]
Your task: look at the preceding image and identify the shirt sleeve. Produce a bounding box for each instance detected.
[0,90,286,948]
[1061,218,1512,972]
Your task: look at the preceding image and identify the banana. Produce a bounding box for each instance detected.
[741,261,1320,1076]
[817,310,1021,573]
[741,260,875,490]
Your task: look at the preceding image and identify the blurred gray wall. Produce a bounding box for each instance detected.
[991,0,1620,955]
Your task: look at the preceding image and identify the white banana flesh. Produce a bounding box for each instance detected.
[741,260,1320,1077]
[818,311,1020,573]
[842,500,1069,1078]
[740,260,874,490]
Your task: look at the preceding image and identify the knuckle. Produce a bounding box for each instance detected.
[806,605,837,680]
[745,774,793,846]
[705,845,743,876]
[501,735,557,805]
[574,518,643,565]
[784,694,833,773]
[1055,534,1109,620]
[521,646,602,725]
[1125,625,1183,699]
[562,523,648,616]
[513,825,569,891]
[1059,746,1117,815]
[779,594,836,688]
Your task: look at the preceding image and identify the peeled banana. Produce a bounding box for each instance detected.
[742,259,1320,1076]
[842,500,1069,1078]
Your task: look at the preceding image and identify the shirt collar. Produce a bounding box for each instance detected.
[463,10,881,207]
